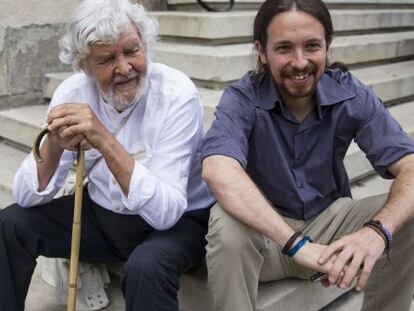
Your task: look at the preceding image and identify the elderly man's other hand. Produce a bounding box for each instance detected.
[292,242,339,276]
[47,103,108,151]
[317,227,385,291]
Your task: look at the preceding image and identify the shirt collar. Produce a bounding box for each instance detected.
[254,72,282,110]
[316,73,355,108]
[254,71,356,116]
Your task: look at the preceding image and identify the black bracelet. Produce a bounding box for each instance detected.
[363,220,391,252]
[282,231,302,255]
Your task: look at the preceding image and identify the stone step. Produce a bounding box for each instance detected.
[153,41,252,85]
[167,0,414,10]
[0,105,47,150]
[153,36,414,86]
[322,289,414,311]
[350,173,393,199]
[330,31,414,65]
[153,10,414,42]
[320,290,364,311]
[0,141,29,208]
[0,187,15,209]
[351,60,414,103]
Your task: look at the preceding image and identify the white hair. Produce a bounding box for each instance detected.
[59,0,158,71]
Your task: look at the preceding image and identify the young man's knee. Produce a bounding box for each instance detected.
[207,206,264,259]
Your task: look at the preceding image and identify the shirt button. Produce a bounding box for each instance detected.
[114,207,120,212]
[112,179,117,185]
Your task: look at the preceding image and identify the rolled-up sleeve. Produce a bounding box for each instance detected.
[12,150,73,207]
[201,86,256,168]
[119,92,204,230]
[354,88,414,178]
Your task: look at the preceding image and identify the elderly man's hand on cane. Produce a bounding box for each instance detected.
[33,125,85,311]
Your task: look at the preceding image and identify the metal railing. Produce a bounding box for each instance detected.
[197,0,235,11]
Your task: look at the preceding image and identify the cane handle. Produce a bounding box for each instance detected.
[33,128,49,163]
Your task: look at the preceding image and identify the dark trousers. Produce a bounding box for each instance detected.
[0,191,210,311]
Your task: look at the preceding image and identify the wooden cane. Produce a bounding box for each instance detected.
[33,129,85,311]
[67,144,84,311]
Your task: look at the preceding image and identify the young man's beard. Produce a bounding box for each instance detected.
[278,63,321,99]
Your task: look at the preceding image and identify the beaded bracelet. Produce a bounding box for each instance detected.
[287,235,313,257]
[372,220,393,245]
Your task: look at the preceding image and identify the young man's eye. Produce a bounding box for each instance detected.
[306,43,321,51]
[276,45,291,52]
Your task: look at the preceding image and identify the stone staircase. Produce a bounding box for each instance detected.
[1,0,414,310]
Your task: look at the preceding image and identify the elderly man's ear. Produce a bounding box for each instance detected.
[79,60,92,76]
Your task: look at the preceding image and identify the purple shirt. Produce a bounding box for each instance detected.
[201,69,414,220]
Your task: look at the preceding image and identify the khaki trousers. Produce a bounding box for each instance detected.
[206,194,414,311]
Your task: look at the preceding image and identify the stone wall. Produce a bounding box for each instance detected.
[0,0,77,109]
[0,24,70,109]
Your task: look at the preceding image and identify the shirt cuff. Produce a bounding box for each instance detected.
[26,153,62,196]
[120,160,156,211]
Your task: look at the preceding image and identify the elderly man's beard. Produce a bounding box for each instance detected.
[102,70,148,112]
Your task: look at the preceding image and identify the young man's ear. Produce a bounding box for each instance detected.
[255,40,267,65]
[326,40,331,53]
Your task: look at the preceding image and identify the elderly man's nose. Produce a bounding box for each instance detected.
[115,57,131,76]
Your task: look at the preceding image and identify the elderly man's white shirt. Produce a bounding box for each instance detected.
[12,63,215,230]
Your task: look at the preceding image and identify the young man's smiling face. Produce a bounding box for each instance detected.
[86,23,148,111]
[256,10,328,105]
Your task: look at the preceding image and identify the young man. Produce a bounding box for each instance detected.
[0,0,214,310]
[201,0,414,310]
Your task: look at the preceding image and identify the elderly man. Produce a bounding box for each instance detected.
[0,0,214,310]
[201,0,414,310]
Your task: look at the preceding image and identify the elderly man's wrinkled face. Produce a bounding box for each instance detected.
[86,24,148,111]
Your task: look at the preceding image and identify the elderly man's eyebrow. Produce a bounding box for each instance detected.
[124,40,143,50]
[90,53,114,62]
